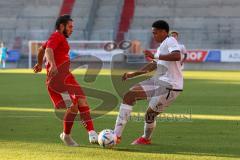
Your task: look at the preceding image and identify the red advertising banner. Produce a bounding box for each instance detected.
[185,50,208,62]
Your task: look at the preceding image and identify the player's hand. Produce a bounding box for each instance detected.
[144,50,154,61]
[33,63,42,73]
[122,72,135,81]
[48,64,58,77]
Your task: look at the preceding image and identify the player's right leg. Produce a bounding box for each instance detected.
[114,81,150,144]
[47,87,79,147]
[60,103,79,147]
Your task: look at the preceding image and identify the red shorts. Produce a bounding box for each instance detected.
[46,72,86,109]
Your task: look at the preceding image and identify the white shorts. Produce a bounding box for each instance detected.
[137,78,181,113]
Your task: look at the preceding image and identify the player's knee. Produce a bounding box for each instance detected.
[123,90,136,105]
[77,98,88,106]
[145,108,159,124]
[70,104,78,113]
[55,101,67,109]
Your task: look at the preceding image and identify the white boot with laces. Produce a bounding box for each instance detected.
[60,132,79,147]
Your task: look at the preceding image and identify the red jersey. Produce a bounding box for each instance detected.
[42,31,70,69]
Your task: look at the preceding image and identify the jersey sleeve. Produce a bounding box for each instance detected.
[153,47,161,62]
[167,37,180,53]
[46,33,62,50]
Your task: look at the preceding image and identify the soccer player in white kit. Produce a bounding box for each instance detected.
[114,20,183,145]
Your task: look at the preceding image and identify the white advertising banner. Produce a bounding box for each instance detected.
[221,50,240,62]
[70,49,124,62]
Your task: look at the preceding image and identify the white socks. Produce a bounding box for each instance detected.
[114,103,133,137]
[143,121,156,140]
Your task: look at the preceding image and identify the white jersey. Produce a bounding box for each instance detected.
[153,36,183,89]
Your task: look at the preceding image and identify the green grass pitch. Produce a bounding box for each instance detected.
[0,69,240,160]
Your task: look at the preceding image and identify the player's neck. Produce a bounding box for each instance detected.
[55,30,67,38]
[161,35,168,43]
[56,30,63,34]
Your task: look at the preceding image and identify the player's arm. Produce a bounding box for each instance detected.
[45,48,57,77]
[44,33,62,76]
[145,50,181,61]
[122,61,157,81]
[33,46,45,73]
[158,50,181,61]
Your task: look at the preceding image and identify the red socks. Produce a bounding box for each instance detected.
[63,109,77,135]
[78,105,94,132]
[63,105,94,134]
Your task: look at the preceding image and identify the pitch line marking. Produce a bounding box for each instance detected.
[1,69,240,81]
[0,107,240,121]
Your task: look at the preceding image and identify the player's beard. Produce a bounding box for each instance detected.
[63,26,69,38]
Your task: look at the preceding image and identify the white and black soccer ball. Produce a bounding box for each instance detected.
[98,129,116,148]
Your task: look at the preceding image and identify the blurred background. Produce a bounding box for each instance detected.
[0,0,240,70]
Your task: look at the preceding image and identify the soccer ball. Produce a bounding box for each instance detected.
[98,129,116,148]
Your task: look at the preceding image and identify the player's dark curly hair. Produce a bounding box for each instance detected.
[152,20,169,33]
[55,14,73,30]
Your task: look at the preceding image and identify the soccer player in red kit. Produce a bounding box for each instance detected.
[33,15,98,147]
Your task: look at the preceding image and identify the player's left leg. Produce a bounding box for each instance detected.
[66,74,98,143]
[132,90,182,145]
[77,98,98,144]
[131,107,159,145]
